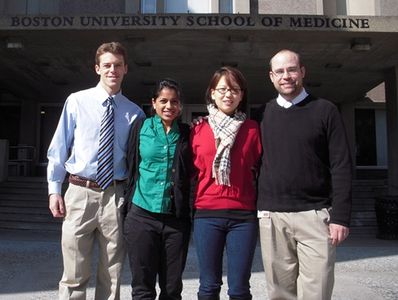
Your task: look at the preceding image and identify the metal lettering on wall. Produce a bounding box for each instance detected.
[1,14,386,31]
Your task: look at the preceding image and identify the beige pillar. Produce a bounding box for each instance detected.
[385,66,398,195]
[210,0,219,13]
[346,0,376,16]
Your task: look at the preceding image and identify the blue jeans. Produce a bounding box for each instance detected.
[193,217,258,300]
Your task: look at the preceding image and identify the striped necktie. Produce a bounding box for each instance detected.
[96,96,114,190]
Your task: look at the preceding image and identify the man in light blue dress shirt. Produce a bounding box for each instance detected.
[47,42,144,300]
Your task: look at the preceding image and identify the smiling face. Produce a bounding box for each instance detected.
[269,50,305,101]
[152,87,181,129]
[95,52,127,95]
[211,75,243,115]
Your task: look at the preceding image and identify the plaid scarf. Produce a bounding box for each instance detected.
[207,104,246,186]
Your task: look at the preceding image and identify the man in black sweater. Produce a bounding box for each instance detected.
[257,49,352,300]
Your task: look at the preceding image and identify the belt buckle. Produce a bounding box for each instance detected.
[85,180,91,188]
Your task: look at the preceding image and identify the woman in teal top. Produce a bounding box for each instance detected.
[123,79,192,300]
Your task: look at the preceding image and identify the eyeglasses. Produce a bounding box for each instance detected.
[215,87,242,95]
[271,67,301,79]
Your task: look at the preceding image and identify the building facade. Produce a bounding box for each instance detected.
[0,0,398,189]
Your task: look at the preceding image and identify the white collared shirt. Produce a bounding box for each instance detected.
[276,88,309,108]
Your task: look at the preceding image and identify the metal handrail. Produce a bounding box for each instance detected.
[8,145,36,161]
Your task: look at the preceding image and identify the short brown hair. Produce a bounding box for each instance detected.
[95,42,127,65]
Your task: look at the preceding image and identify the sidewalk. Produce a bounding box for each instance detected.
[0,229,397,299]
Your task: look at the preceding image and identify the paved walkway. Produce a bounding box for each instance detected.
[0,229,397,299]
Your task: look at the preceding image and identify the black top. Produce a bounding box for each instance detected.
[124,118,193,219]
[257,95,352,226]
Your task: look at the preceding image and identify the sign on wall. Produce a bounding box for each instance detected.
[1,14,394,32]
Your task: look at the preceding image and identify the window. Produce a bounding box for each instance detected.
[165,0,187,13]
[336,0,347,15]
[219,0,232,13]
[165,0,210,13]
[141,0,157,13]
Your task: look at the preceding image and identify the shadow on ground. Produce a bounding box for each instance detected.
[0,229,397,298]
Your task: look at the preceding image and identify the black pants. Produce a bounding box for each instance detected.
[124,204,191,300]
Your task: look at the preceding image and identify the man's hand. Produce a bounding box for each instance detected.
[49,193,65,218]
[190,116,207,128]
[329,223,349,246]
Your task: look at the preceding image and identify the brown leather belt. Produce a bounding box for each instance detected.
[69,174,126,190]
[69,174,101,189]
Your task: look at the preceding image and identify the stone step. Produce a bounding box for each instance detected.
[0,212,57,223]
[0,193,47,203]
[0,220,61,231]
[0,177,389,234]
[0,177,61,232]
[355,169,387,180]
[0,199,48,208]
[1,206,50,215]
[0,186,66,193]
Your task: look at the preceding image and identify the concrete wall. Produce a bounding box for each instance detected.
[380,0,398,16]
[234,0,249,14]
[125,0,140,14]
[346,0,398,16]
[258,0,323,15]
[0,0,60,14]
[346,0,376,16]
[0,0,5,13]
[28,0,60,14]
[1,0,28,14]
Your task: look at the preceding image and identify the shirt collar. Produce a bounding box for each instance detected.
[276,88,308,108]
[95,83,121,108]
[153,114,179,133]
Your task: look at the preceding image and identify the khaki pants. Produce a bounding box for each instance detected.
[59,182,126,300]
[259,209,336,300]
